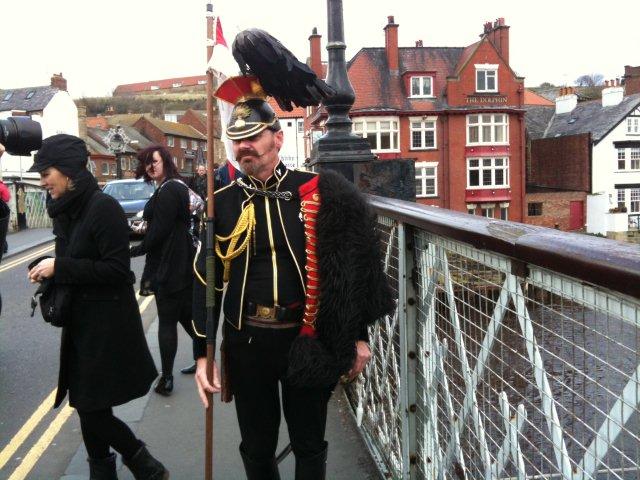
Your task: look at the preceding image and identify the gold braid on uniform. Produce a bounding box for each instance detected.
[215,202,256,282]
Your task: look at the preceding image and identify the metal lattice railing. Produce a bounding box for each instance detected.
[346,197,640,480]
[7,184,52,231]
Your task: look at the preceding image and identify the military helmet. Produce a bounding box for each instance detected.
[214,75,281,140]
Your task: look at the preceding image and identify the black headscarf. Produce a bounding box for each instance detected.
[35,135,99,239]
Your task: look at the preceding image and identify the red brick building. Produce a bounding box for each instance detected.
[132,116,207,178]
[306,17,528,221]
[113,75,207,96]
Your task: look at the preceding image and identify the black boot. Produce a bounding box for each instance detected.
[295,442,327,480]
[154,375,173,396]
[88,452,118,480]
[240,445,281,480]
[123,444,169,480]
[180,363,197,374]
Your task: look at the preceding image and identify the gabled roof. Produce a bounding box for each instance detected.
[524,89,554,106]
[0,85,59,113]
[113,75,207,95]
[137,116,207,140]
[268,98,304,119]
[106,114,148,127]
[524,93,640,143]
[85,133,113,156]
[347,47,464,113]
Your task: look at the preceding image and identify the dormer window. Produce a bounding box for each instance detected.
[410,76,433,97]
[475,64,498,93]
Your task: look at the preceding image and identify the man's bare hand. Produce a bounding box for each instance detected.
[348,340,372,381]
[195,357,221,408]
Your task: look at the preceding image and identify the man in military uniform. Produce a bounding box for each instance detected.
[192,76,393,480]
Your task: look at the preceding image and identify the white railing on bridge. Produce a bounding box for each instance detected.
[347,196,640,480]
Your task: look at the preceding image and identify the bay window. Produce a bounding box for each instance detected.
[353,117,399,152]
[467,157,509,188]
[467,114,508,145]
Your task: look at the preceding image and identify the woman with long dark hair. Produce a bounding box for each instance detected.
[24,135,168,479]
[130,146,195,395]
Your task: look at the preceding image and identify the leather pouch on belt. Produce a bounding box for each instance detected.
[220,338,234,403]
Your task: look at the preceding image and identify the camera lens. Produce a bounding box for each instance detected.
[0,117,43,156]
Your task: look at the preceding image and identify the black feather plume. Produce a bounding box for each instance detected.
[232,29,335,111]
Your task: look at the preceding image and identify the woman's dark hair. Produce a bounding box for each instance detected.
[135,145,181,182]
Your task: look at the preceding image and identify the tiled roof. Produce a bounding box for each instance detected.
[268,98,304,118]
[347,47,464,113]
[113,75,207,95]
[524,93,640,143]
[139,116,207,140]
[85,134,112,156]
[524,89,554,106]
[454,41,481,76]
[106,114,148,127]
[0,86,59,113]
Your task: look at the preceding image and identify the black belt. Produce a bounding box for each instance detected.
[244,301,304,323]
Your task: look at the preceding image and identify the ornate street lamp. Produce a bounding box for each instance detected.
[307,0,374,181]
[105,125,130,179]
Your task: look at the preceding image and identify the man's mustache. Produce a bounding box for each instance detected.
[238,148,259,159]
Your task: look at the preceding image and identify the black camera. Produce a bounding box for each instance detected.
[0,117,43,156]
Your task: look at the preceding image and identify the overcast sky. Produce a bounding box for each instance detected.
[2,0,638,98]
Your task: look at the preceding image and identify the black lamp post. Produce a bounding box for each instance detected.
[307,0,374,182]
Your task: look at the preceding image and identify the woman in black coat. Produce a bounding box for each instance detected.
[26,135,168,480]
[130,145,195,395]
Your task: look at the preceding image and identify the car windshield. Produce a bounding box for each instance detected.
[103,182,155,201]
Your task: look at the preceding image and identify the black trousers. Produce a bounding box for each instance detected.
[155,286,195,376]
[224,322,334,463]
[77,408,140,460]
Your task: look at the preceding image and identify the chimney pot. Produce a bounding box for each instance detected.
[312,27,317,35]
[388,15,394,24]
[415,40,423,47]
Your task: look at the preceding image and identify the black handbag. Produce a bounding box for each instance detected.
[29,255,72,327]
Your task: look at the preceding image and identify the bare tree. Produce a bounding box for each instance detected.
[575,73,604,87]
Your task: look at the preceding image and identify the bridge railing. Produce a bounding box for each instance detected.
[346,195,640,480]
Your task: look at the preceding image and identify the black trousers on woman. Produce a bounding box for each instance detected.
[155,286,195,376]
[77,408,140,460]
[224,322,334,463]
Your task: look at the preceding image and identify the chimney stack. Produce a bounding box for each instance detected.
[384,15,399,73]
[602,78,624,107]
[482,18,510,63]
[51,73,67,91]
[555,87,577,114]
[308,27,323,78]
[415,40,423,47]
[623,65,640,95]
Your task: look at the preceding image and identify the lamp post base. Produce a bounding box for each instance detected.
[307,133,374,183]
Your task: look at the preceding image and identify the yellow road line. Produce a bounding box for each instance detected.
[0,389,56,470]
[7,403,74,480]
[1,295,155,477]
[0,245,55,273]
[139,295,154,313]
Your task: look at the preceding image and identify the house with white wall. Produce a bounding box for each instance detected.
[0,73,78,181]
[525,73,640,238]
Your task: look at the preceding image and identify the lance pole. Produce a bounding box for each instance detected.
[204,2,216,480]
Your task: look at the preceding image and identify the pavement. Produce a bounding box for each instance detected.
[4,228,55,259]
[2,228,381,479]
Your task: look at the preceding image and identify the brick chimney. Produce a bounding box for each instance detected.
[308,27,323,78]
[602,78,624,107]
[51,73,67,91]
[482,18,510,63]
[555,87,577,114]
[623,65,640,95]
[384,15,399,73]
